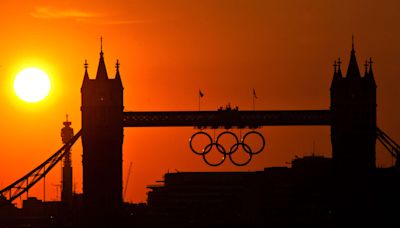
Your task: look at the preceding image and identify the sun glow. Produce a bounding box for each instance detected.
[14,67,51,103]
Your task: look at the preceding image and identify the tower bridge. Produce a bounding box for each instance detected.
[81,41,378,216]
[1,41,400,224]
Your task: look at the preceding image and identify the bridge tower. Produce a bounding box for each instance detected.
[61,115,74,205]
[330,40,377,170]
[81,43,124,220]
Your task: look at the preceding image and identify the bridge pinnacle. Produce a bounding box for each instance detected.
[346,36,361,79]
[364,60,368,77]
[368,57,373,70]
[83,59,89,83]
[95,38,109,80]
[116,59,120,72]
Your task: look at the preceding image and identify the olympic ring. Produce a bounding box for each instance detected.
[242,131,265,155]
[189,130,266,166]
[189,131,213,155]
[203,143,226,166]
[229,143,252,166]
[216,131,239,155]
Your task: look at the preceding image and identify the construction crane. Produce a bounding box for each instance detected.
[123,162,133,202]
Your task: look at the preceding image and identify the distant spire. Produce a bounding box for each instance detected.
[96,37,108,80]
[346,36,361,79]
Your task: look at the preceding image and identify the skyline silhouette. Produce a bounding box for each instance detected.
[2,42,400,226]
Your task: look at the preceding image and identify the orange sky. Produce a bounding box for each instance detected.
[0,0,400,204]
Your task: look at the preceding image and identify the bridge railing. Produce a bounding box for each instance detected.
[123,110,332,128]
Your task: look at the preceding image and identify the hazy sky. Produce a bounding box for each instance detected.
[0,0,399,203]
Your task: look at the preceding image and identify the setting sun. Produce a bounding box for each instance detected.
[14,67,51,103]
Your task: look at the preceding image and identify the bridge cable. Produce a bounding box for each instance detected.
[376,128,400,167]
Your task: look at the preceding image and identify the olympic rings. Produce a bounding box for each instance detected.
[203,143,226,166]
[242,131,265,155]
[216,131,239,155]
[189,130,266,166]
[229,142,253,166]
[189,131,213,155]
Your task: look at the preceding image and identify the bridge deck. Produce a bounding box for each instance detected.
[123,110,331,128]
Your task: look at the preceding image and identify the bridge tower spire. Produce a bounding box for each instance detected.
[96,37,108,80]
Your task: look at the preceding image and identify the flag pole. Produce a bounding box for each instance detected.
[199,92,200,112]
[252,89,256,111]
[252,94,255,111]
[198,90,204,111]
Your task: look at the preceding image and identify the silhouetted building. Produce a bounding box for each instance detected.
[81,43,124,222]
[147,171,264,226]
[0,196,19,227]
[61,115,74,205]
[22,197,44,217]
[146,157,336,226]
[330,40,377,170]
[146,156,400,227]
